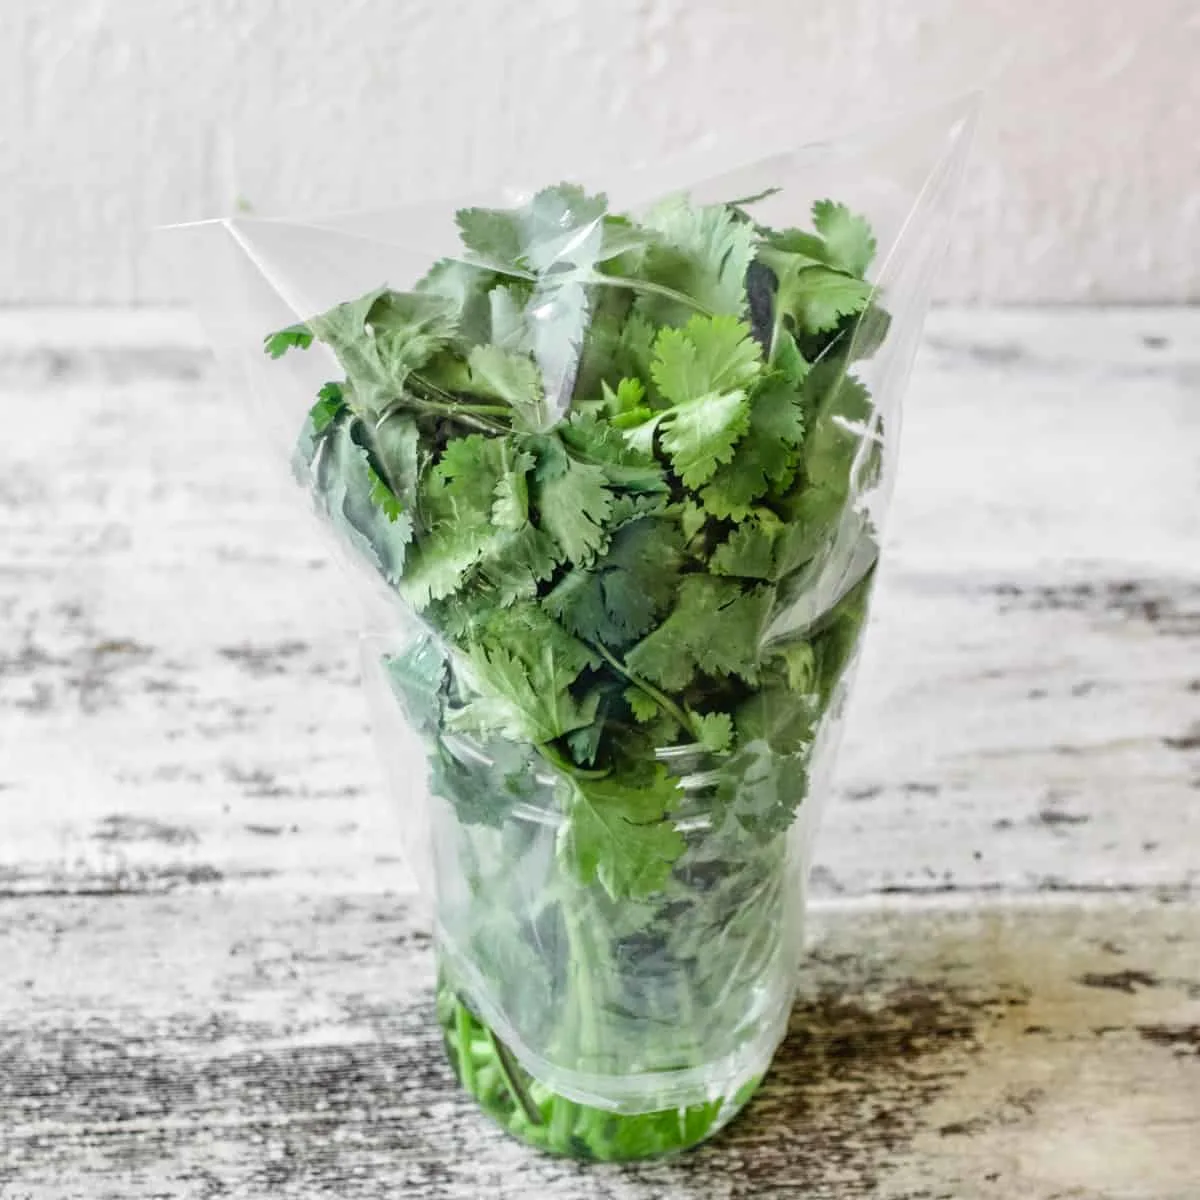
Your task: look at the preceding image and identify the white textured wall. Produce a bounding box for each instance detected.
[1,0,1196,305]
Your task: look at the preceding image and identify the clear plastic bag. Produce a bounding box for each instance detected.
[176,98,976,1160]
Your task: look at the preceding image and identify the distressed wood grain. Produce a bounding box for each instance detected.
[1,892,1197,1199]
[2,309,1198,1195]
[2,310,1197,897]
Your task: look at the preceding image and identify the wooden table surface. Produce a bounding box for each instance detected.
[2,308,1198,1198]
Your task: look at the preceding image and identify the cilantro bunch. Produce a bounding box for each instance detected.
[266,184,886,1156]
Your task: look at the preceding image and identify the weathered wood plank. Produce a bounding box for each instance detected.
[1,310,1197,897]
[1,893,1197,1198]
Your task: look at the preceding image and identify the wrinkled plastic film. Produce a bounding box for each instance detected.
[177,101,976,1135]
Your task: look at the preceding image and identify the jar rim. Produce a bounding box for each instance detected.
[441,732,726,830]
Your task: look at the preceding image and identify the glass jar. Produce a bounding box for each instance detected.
[364,640,835,1160]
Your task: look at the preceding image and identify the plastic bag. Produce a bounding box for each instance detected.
[176,98,976,1160]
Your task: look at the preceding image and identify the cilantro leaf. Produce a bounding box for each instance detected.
[490,446,534,530]
[772,484,848,568]
[264,323,314,358]
[415,258,498,349]
[764,200,876,277]
[811,200,877,277]
[637,196,757,319]
[544,517,684,648]
[465,344,546,430]
[657,391,750,488]
[456,184,609,273]
[811,573,873,702]
[456,186,614,422]
[292,383,347,476]
[370,412,423,513]
[710,520,779,580]
[651,314,762,406]
[456,206,526,269]
[566,703,609,767]
[311,381,346,431]
[710,512,824,582]
[307,287,459,415]
[773,329,812,386]
[559,412,669,495]
[624,687,661,723]
[488,283,533,352]
[625,575,773,689]
[638,315,762,487]
[383,635,446,739]
[449,604,600,744]
[558,768,686,899]
[617,310,659,391]
[699,381,805,520]
[309,411,414,584]
[474,523,561,606]
[532,441,614,565]
[785,267,874,335]
[801,360,873,490]
[368,464,404,522]
[758,249,873,339]
[399,435,532,607]
[679,500,706,542]
[692,711,734,754]
[602,377,647,421]
[432,733,541,828]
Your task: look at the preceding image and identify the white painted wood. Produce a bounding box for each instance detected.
[1,309,1197,898]
[1,892,1196,1197]
[2,306,1197,1195]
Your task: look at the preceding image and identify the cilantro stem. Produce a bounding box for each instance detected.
[436,402,513,418]
[454,1001,478,1093]
[588,274,716,318]
[423,403,513,434]
[485,1027,544,1126]
[404,378,515,435]
[588,641,693,734]
[378,395,511,436]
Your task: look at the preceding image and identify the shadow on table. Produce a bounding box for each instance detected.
[662,962,1006,1192]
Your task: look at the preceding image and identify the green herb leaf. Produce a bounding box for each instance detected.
[802,360,873,490]
[692,711,734,754]
[292,383,347,476]
[308,288,460,415]
[465,344,545,430]
[544,517,684,648]
[370,412,423,513]
[400,434,533,607]
[475,523,561,606]
[638,196,757,319]
[759,250,873,339]
[415,258,498,350]
[264,323,314,358]
[700,382,806,520]
[640,315,762,487]
[532,442,615,566]
[490,447,534,530]
[558,768,686,899]
[449,603,600,744]
[651,315,762,407]
[811,200,877,277]
[383,635,446,739]
[310,411,414,584]
[624,687,661,723]
[625,576,773,689]
[559,412,669,495]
